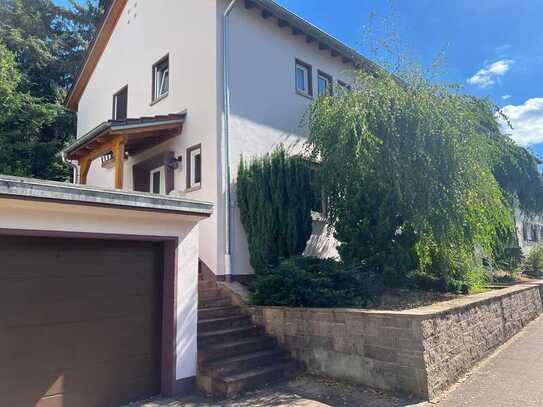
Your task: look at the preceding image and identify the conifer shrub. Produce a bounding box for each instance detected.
[250,256,376,307]
[237,147,315,272]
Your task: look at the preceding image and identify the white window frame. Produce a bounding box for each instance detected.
[295,60,312,97]
[153,55,169,101]
[188,146,202,190]
[317,71,332,97]
[150,167,165,195]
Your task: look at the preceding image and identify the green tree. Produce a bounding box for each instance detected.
[305,69,541,293]
[0,0,106,180]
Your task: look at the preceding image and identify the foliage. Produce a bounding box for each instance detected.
[521,245,543,278]
[0,0,106,180]
[250,256,375,308]
[305,69,532,293]
[237,147,314,272]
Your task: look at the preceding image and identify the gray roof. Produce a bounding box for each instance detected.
[247,0,381,72]
[0,175,213,217]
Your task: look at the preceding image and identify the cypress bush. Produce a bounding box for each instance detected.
[237,147,314,272]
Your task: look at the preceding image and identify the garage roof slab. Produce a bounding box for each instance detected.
[0,175,213,217]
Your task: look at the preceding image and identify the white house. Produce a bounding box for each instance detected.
[63,0,377,283]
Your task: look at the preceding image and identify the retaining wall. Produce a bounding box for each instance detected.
[231,281,543,400]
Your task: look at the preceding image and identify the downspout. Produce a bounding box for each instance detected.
[61,151,79,184]
[223,0,239,278]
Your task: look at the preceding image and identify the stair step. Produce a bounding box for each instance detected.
[198,306,240,320]
[205,349,288,377]
[199,287,222,299]
[198,314,252,333]
[199,296,232,309]
[198,280,217,290]
[199,336,276,363]
[198,325,263,347]
[216,362,298,398]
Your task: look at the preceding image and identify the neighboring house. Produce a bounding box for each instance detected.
[62,0,373,282]
[515,209,543,254]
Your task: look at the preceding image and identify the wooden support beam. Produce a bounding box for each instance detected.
[277,19,289,28]
[261,10,272,19]
[306,36,315,44]
[319,42,329,51]
[112,138,125,190]
[244,0,256,9]
[331,50,340,58]
[79,159,91,185]
[291,27,302,36]
[342,56,352,64]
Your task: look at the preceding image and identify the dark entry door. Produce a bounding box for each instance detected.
[0,236,163,407]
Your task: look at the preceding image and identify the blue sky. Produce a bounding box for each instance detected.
[55,0,543,156]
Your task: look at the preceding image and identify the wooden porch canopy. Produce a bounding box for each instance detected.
[63,112,186,189]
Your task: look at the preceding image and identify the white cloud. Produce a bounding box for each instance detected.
[502,94,512,100]
[495,43,511,53]
[467,59,514,88]
[500,98,543,147]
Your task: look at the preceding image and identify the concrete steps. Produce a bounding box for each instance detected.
[196,276,298,398]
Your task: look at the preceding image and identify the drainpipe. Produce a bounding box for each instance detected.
[61,151,79,184]
[223,0,239,279]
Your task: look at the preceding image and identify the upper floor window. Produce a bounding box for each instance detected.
[337,80,351,95]
[187,144,202,190]
[112,86,128,120]
[317,71,333,97]
[152,55,169,102]
[295,59,312,97]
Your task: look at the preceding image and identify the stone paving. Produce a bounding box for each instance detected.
[124,375,420,407]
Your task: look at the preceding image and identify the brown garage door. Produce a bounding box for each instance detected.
[0,236,164,407]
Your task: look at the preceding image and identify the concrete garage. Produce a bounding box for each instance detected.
[0,176,212,407]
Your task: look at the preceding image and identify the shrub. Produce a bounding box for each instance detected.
[250,256,379,308]
[237,147,315,272]
[521,244,543,278]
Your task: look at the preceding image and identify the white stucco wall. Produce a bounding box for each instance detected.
[76,0,224,276]
[78,0,352,277]
[0,197,202,381]
[226,4,354,275]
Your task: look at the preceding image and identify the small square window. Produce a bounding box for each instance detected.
[187,145,202,190]
[295,59,312,97]
[152,55,169,101]
[317,71,333,97]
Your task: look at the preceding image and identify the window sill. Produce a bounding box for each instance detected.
[150,93,169,106]
[185,185,202,193]
[296,90,313,100]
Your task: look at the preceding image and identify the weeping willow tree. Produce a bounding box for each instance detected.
[237,147,315,273]
[306,69,543,293]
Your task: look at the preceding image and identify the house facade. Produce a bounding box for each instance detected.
[64,0,369,281]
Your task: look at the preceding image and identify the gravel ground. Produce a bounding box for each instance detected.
[124,374,424,407]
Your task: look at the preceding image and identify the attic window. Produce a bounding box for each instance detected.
[152,55,169,101]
